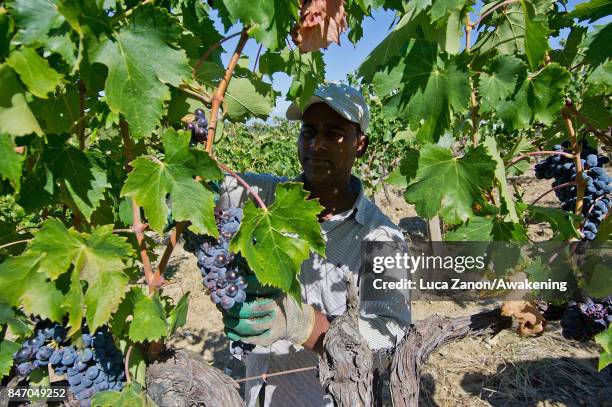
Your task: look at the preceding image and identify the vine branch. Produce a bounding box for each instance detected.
[531,181,576,206]
[562,108,585,218]
[508,151,575,167]
[471,0,520,28]
[124,345,133,384]
[465,15,479,148]
[205,28,250,153]
[217,162,267,210]
[0,239,32,250]
[192,30,243,78]
[120,120,160,292]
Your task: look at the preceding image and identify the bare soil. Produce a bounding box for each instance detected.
[156,176,610,407]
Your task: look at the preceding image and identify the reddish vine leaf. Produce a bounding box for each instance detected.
[230,182,325,302]
[404,145,496,224]
[292,0,348,52]
[121,129,221,235]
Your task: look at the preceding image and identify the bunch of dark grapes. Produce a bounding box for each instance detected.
[184,207,255,357]
[13,324,125,407]
[534,141,611,240]
[186,108,208,145]
[561,297,612,340]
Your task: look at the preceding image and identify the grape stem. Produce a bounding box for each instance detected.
[120,120,161,292]
[253,44,263,72]
[530,181,576,206]
[0,238,32,250]
[508,151,575,167]
[178,85,211,105]
[205,28,250,154]
[124,345,133,384]
[465,15,479,148]
[562,108,585,218]
[217,162,268,211]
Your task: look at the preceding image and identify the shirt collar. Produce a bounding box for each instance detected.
[292,173,368,225]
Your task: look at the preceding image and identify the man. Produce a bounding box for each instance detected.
[217,83,410,406]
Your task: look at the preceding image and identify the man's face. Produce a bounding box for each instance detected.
[298,102,367,189]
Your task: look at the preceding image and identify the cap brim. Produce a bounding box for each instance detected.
[285,96,324,120]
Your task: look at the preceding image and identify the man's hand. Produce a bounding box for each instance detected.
[223,294,316,347]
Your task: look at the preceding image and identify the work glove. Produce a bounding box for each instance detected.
[223,293,316,347]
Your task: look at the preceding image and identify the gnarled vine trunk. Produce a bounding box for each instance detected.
[145,349,245,407]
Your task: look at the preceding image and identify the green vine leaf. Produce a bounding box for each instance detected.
[84,270,129,333]
[0,339,20,380]
[6,47,63,99]
[223,0,299,50]
[166,292,189,335]
[521,0,550,70]
[479,55,525,113]
[0,135,25,191]
[63,268,83,337]
[121,129,220,235]
[0,304,33,338]
[9,0,64,45]
[28,220,133,281]
[569,0,612,23]
[595,326,612,371]
[90,5,190,138]
[92,382,157,407]
[128,289,168,343]
[445,216,494,241]
[0,64,42,136]
[527,206,581,240]
[230,182,325,302]
[483,136,518,223]
[404,145,496,224]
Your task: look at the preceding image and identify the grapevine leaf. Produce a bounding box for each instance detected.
[259,50,326,109]
[569,0,612,23]
[483,136,518,222]
[521,0,550,70]
[6,47,63,99]
[498,63,570,130]
[63,268,83,337]
[0,339,20,379]
[445,216,494,241]
[224,76,276,121]
[30,85,80,134]
[471,3,525,56]
[430,0,465,23]
[584,264,612,298]
[20,262,65,322]
[0,11,12,60]
[0,64,42,136]
[404,145,496,224]
[527,206,581,240]
[490,219,528,241]
[92,382,157,407]
[223,0,299,50]
[0,304,33,338]
[479,55,525,113]
[128,290,167,343]
[84,270,128,333]
[0,254,43,306]
[90,5,190,138]
[595,215,611,242]
[582,23,611,68]
[551,26,587,68]
[230,183,325,302]
[167,292,189,335]
[28,220,133,281]
[595,327,612,371]
[18,163,55,212]
[0,135,25,191]
[121,130,218,235]
[9,0,65,45]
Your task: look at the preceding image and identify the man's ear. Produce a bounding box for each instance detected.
[355,133,369,158]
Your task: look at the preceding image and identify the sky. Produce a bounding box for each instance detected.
[212,1,610,119]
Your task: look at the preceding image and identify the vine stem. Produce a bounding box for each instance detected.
[471,0,520,28]
[155,222,184,278]
[178,85,211,105]
[565,100,612,146]
[531,181,576,206]
[562,107,585,218]
[192,31,243,79]
[0,239,32,250]
[205,29,250,154]
[120,120,160,292]
[124,345,133,384]
[253,44,263,72]
[508,151,575,167]
[465,15,478,148]
[217,162,267,210]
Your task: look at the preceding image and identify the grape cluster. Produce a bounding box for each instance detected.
[185,207,255,357]
[534,141,611,240]
[186,108,208,145]
[561,297,612,340]
[13,324,125,407]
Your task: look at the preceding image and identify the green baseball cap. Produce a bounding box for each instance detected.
[286,83,370,133]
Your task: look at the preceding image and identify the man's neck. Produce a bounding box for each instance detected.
[304,176,359,221]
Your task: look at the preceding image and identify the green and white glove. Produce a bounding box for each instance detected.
[223,294,316,347]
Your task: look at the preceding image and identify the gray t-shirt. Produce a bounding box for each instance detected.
[218,173,411,407]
